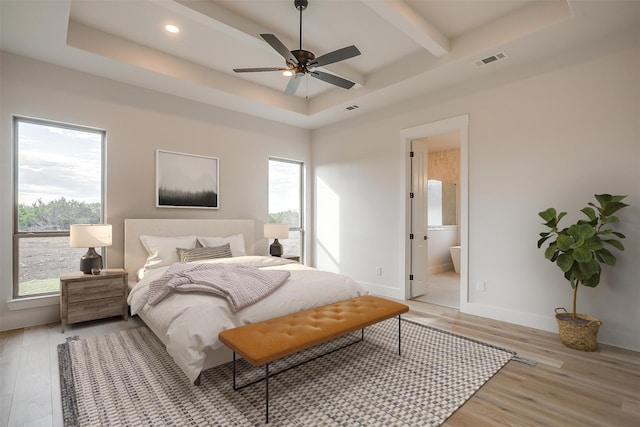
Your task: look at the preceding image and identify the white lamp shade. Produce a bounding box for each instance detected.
[263,223,289,240]
[70,224,112,248]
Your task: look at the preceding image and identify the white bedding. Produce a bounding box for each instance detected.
[128,256,368,383]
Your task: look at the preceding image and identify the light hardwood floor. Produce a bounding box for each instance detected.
[1,301,638,427]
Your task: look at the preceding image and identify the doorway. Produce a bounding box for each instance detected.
[399,115,469,310]
[412,133,461,308]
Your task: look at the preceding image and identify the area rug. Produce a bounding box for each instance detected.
[58,319,515,426]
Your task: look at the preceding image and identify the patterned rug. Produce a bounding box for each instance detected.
[58,318,515,426]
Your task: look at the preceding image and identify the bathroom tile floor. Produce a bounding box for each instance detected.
[413,270,460,309]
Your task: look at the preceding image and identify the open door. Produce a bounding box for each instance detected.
[410,140,428,297]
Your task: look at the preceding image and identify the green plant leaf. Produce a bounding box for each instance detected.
[582,273,600,287]
[580,207,597,221]
[576,259,600,281]
[544,243,558,260]
[595,248,617,266]
[603,215,620,224]
[602,239,625,251]
[538,208,557,223]
[537,234,553,248]
[572,247,593,263]
[556,235,574,251]
[557,252,574,273]
[594,194,613,206]
[612,231,626,239]
[564,271,576,287]
[581,237,603,251]
[569,223,596,241]
[601,201,629,217]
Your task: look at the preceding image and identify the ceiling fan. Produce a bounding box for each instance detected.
[233,0,361,96]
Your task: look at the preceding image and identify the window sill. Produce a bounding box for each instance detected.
[7,294,59,311]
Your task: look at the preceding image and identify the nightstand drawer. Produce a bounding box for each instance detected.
[68,297,125,324]
[67,278,124,303]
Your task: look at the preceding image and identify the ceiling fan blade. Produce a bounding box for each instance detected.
[308,45,361,68]
[310,70,355,89]
[233,67,287,73]
[284,75,302,96]
[260,34,298,65]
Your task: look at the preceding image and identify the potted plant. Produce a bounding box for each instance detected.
[537,194,628,351]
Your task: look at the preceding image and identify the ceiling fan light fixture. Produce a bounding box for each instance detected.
[282,70,294,77]
[164,24,180,33]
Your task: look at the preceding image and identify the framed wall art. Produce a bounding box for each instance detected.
[156,150,219,209]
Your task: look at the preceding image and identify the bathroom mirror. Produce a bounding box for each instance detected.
[427,180,457,226]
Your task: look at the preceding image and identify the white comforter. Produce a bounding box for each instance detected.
[128,256,368,383]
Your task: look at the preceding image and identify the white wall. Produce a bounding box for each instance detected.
[0,53,311,331]
[312,39,640,350]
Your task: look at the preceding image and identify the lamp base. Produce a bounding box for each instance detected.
[79,247,103,274]
[269,239,283,257]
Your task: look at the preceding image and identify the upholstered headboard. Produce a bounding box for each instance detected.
[124,219,256,279]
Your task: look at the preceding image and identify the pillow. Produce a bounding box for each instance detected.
[197,233,246,257]
[177,243,232,263]
[140,235,198,270]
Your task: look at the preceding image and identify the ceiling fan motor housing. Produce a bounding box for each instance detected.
[291,49,315,67]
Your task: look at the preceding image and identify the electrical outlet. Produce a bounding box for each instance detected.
[376,266,382,276]
[477,281,486,292]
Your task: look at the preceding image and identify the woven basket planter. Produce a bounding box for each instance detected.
[555,308,602,351]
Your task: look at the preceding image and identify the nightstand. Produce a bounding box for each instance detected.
[284,255,300,262]
[60,268,129,333]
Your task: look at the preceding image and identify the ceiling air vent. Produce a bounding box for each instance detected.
[345,105,360,111]
[474,51,509,68]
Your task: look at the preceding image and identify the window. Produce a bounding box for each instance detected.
[268,158,304,260]
[13,117,105,298]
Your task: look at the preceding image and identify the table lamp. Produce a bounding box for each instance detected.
[263,223,289,257]
[70,224,112,274]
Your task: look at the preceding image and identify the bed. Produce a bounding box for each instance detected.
[124,219,368,384]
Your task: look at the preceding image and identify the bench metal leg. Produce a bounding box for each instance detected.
[232,352,237,390]
[398,315,402,356]
[265,363,269,424]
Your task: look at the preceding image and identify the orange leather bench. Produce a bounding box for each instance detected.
[218,295,409,423]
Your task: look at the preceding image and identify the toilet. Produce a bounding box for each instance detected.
[450,246,461,274]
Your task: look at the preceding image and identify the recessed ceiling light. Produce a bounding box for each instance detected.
[165,24,180,33]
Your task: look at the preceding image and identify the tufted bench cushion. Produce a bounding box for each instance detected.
[219,295,409,366]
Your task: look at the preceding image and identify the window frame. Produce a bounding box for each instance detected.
[12,116,106,298]
[268,157,305,262]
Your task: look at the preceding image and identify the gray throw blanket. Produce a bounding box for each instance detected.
[147,263,290,312]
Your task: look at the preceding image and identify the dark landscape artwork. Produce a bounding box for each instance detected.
[156,150,219,209]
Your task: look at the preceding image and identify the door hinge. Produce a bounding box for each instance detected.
[409,151,414,158]
[409,233,414,240]
[409,274,414,281]
[409,192,414,199]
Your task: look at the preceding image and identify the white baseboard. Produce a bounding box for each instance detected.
[460,301,558,333]
[428,263,454,275]
[357,281,405,300]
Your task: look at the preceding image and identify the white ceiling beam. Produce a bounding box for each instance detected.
[361,0,449,57]
[165,0,365,87]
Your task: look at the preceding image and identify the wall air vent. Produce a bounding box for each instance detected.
[345,105,360,111]
[474,51,509,68]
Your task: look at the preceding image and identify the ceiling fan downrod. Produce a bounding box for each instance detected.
[295,0,308,51]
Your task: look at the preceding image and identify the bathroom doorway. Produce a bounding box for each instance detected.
[413,132,461,308]
[400,115,469,310]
